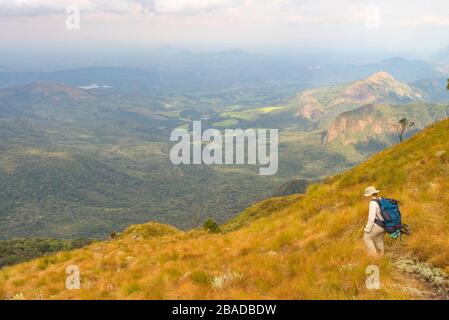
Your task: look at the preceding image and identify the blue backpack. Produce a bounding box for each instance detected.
[374,198,410,239]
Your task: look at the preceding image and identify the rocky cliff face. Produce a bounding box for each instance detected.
[294,91,325,121]
[325,104,396,144]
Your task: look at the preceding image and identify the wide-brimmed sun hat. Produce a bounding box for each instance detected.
[364,186,380,197]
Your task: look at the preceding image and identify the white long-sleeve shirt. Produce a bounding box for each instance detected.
[364,199,384,233]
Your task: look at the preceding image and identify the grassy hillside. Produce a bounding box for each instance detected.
[1,118,449,300]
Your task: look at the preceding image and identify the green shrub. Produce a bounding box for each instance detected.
[203,219,221,233]
[190,270,212,286]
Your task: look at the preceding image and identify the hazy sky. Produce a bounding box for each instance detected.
[0,0,448,54]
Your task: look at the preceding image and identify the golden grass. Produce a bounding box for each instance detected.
[118,222,180,240]
[1,119,449,300]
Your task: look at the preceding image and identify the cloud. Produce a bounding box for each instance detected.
[400,15,449,26]
[153,0,243,15]
[0,0,149,16]
[364,4,381,30]
[0,0,246,16]
[1,0,449,54]
[0,0,70,16]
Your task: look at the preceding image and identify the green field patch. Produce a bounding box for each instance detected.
[212,119,240,127]
[220,106,287,122]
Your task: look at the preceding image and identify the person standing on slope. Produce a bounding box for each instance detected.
[363,186,386,256]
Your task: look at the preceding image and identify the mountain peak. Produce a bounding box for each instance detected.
[344,71,421,102]
[367,71,395,82]
[294,71,422,122]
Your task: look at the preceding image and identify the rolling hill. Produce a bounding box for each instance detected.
[1,118,448,300]
[411,77,449,102]
[430,45,449,66]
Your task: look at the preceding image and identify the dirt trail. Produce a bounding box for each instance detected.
[395,258,449,300]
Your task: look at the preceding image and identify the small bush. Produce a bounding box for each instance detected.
[203,219,221,233]
[124,282,141,295]
[190,270,212,286]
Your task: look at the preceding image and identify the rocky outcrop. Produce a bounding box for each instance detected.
[295,91,325,121]
[325,104,397,144]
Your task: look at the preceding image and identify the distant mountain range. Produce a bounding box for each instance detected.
[411,77,449,102]
[0,55,443,94]
[430,45,449,64]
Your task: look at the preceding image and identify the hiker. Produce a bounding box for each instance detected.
[363,186,386,256]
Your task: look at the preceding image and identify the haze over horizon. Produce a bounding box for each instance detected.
[1,0,448,71]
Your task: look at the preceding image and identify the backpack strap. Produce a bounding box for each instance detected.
[374,218,386,229]
[370,199,386,230]
[371,199,384,222]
